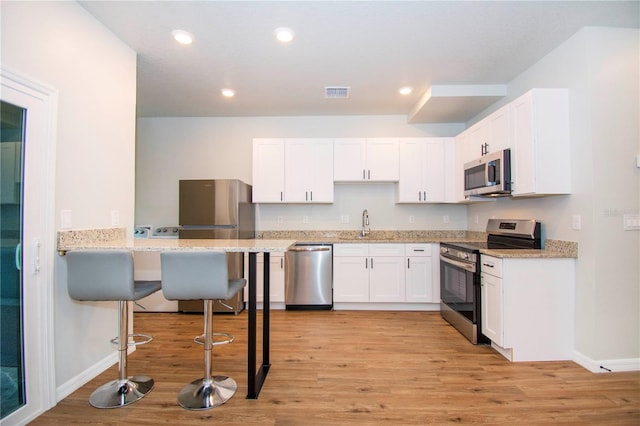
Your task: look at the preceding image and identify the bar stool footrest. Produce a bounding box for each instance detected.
[110,333,153,347]
[193,332,235,347]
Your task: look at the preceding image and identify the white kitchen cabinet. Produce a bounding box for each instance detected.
[333,244,370,302]
[510,89,571,196]
[480,266,504,346]
[404,244,437,303]
[244,253,285,306]
[333,243,405,303]
[468,104,511,159]
[333,138,399,182]
[368,244,405,302]
[252,138,285,202]
[252,138,333,203]
[397,138,448,203]
[284,138,333,203]
[480,254,575,362]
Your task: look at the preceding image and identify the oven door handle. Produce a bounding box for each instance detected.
[440,254,476,273]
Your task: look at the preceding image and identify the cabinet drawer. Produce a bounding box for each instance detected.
[405,244,432,257]
[333,243,368,257]
[369,243,405,257]
[481,255,503,278]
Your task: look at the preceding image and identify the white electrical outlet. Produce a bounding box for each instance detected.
[341,215,350,223]
[303,216,309,224]
[443,215,450,224]
[623,214,640,230]
[110,210,120,226]
[60,210,72,229]
[474,216,479,224]
[572,214,582,230]
[409,215,415,224]
[277,216,283,224]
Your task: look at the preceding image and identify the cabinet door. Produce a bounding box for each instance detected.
[469,121,489,159]
[481,272,503,346]
[333,138,366,181]
[252,138,285,202]
[244,253,285,304]
[488,105,510,152]
[366,138,399,181]
[369,256,405,302]
[423,139,445,202]
[284,138,334,203]
[333,256,369,302]
[405,256,432,302]
[397,138,425,202]
[307,139,334,202]
[511,92,535,196]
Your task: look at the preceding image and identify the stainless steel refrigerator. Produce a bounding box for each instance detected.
[178,179,255,314]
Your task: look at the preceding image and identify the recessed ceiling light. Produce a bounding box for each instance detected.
[221,88,235,98]
[399,86,413,95]
[274,27,295,43]
[171,30,193,45]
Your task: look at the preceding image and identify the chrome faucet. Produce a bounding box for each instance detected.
[361,209,370,237]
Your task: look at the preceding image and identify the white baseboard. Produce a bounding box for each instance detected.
[333,302,440,311]
[573,350,640,373]
[56,348,136,402]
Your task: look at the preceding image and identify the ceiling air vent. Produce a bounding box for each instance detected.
[325,86,350,99]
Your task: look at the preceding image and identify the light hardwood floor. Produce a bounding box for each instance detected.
[33,311,639,425]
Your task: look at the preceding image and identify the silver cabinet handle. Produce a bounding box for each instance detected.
[363,169,366,180]
[368,169,371,180]
[407,258,410,269]
[280,191,283,201]
[310,191,313,201]
[482,263,495,268]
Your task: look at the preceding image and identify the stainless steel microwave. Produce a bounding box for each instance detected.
[463,148,511,197]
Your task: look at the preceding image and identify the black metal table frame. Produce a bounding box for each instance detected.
[246,252,270,399]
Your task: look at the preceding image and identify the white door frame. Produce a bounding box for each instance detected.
[0,68,57,425]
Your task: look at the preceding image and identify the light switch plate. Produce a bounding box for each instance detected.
[60,210,72,229]
[572,214,581,230]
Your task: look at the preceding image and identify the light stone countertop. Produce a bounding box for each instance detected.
[57,228,295,254]
[57,228,577,258]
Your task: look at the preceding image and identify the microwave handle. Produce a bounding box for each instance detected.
[487,160,497,184]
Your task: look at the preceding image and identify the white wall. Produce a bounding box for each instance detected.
[135,116,467,231]
[1,1,137,393]
[466,27,640,365]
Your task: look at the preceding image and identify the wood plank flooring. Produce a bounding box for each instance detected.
[32,311,639,425]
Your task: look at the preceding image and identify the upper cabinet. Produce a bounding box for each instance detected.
[284,138,334,203]
[252,138,334,203]
[510,89,570,197]
[334,138,399,182]
[252,138,286,203]
[468,104,511,159]
[396,137,454,203]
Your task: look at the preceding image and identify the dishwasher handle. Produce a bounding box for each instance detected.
[288,246,331,252]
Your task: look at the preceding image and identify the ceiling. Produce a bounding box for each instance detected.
[79,1,639,123]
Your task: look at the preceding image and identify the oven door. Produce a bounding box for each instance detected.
[440,253,478,323]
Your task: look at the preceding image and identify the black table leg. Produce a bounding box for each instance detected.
[246,251,271,399]
[247,252,257,399]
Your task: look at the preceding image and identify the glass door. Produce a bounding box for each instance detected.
[1,100,26,418]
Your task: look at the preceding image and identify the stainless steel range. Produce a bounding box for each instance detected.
[439,219,541,344]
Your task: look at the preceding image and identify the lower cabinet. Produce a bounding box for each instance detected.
[480,254,575,362]
[244,252,285,306]
[405,244,437,303]
[333,243,439,306]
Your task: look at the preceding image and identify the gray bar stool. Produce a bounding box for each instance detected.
[66,250,161,408]
[160,251,246,410]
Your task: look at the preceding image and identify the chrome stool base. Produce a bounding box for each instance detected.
[89,376,155,409]
[177,376,237,410]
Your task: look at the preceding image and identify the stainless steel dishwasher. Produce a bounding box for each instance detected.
[285,243,333,310]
